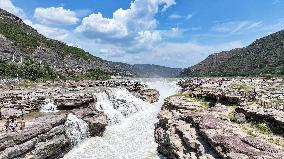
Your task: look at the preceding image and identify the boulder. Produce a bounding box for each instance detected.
[71,108,107,136]
[137,89,160,103]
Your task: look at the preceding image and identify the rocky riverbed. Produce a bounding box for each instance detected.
[155,77,284,159]
[2,77,284,159]
[0,79,160,159]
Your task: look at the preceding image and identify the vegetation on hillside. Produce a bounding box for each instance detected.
[181,30,284,77]
[0,59,58,81]
[0,19,99,61]
[0,59,112,81]
[0,9,181,79]
[84,69,111,80]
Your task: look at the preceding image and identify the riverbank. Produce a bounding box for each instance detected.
[155,77,284,158]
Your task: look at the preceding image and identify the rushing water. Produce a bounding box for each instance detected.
[63,79,180,159]
[40,98,58,113]
[65,113,90,145]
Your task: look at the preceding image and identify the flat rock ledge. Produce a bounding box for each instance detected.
[0,107,107,159]
[0,80,158,118]
[154,96,284,159]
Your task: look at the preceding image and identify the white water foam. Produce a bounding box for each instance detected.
[95,91,126,125]
[65,113,90,145]
[40,98,58,113]
[63,79,180,159]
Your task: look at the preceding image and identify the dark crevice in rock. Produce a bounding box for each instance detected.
[155,95,284,159]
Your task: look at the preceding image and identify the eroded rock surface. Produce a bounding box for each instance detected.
[155,96,284,159]
[71,107,107,136]
[135,89,160,103]
[0,114,71,159]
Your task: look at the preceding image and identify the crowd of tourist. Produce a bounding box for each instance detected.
[0,111,25,132]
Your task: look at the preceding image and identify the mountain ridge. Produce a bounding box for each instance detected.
[0,8,181,79]
[180,29,284,77]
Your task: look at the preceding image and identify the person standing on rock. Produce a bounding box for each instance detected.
[4,119,10,132]
[20,118,25,130]
[10,117,17,132]
[0,108,2,120]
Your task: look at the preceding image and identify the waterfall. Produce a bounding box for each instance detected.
[95,91,125,125]
[65,113,90,145]
[40,98,58,113]
[95,87,148,125]
[63,79,180,159]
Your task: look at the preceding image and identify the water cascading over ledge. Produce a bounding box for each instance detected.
[95,87,148,125]
[40,98,59,113]
[64,113,90,145]
[63,80,180,159]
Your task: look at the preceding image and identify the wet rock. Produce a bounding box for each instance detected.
[136,89,160,103]
[71,108,107,136]
[235,113,246,123]
[0,138,37,159]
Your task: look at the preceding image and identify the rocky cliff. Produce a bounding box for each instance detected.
[155,96,284,158]
[0,9,181,79]
[155,78,284,158]
[180,29,284,77]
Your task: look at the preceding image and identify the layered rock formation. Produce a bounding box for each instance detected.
[134,89,160,103]
[155,96,284,159]
[0,80,159,118]
[0,109,107,159]
[155,78,284,158]
[0,79,159,158]
[0,114,70,159]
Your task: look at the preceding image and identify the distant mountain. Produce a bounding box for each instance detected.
[131,64,182,78]
[180,29,284,77]
[0,9,181,79]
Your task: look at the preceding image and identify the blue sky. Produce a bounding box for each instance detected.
[1,0,284,68]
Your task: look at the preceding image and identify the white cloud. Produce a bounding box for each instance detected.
[25,20,71,41]
[76,12,128,39]
[169,13,193,20]
[0,0,25,18]
[260,19,284,33]
[33,24,70,40]
[136,30,161,44]
[95,40,244,68]
[76,0,176,51]
[0,0,257,68]
[34,7,79,25]
[212,21,263,34]
[138,41,243,67]
[169,14,183,19]
[160,27,187,38]
[186,14,193,20]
